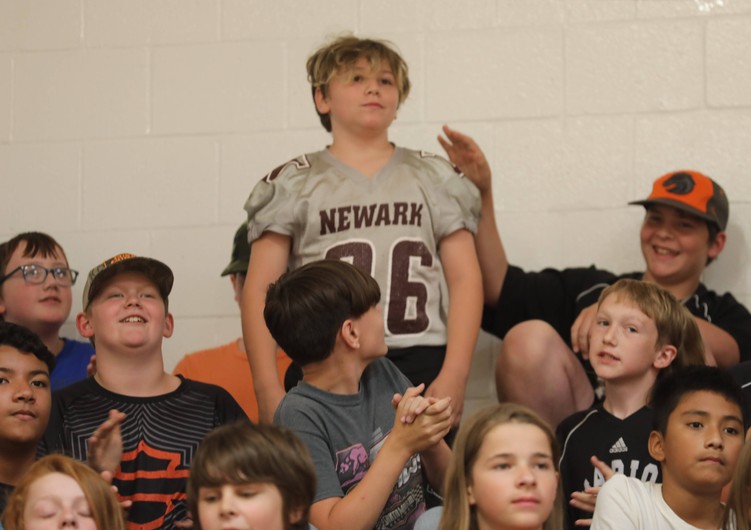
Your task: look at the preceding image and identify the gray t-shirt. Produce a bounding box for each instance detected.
[274,358,427,529]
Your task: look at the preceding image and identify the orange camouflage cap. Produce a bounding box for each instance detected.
[82,253,173,310]
[629,170,728,231]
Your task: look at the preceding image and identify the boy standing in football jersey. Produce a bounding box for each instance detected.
[242,35,482,425]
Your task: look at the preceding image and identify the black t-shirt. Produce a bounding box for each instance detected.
[556,404,661,529]
[483,264,751,361]
[41,376,246,529]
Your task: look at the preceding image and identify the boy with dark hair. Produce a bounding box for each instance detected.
[267,259,452,530]
[438,129,751,427]
[243,35,482,425]
[173,223,292,420]
[0,232,94,390]
[591,365,745,529]
[0,321,55,513]
[41,253,245,529]
[557,279,706,528]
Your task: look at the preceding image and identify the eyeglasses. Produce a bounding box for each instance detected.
[0,264,79,287]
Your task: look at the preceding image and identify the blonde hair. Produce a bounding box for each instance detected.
[598,279,706,380]
[306,34,411,132]
[439,403,563,530]
[1,454,127,530]
[722,440,751,530]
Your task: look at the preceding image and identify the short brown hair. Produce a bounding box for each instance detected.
[2,454,127,530]
[439,403,563,530]
[598,279,706,381]
[0,232,69,278]
[306,34,411,132]
[188,421,315,530]
[264,259,381,366]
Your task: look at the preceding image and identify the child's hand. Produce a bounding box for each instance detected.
[393,388,452,453]
[569,456,615,526]
[571,302,598,358]
[426,373,465,428]
[437,125,492,194]
[86,354,97,378]
[88,409,126,475]
[391,383,434,424]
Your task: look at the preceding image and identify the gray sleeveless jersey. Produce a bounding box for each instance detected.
[245,147,480,349]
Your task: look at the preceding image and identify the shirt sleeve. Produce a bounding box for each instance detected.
[415,152,480,240]
[275,395,345,502]
[482,265,617,341]
[689,288,751,362]
[590,475,641,530]
[244,155,312,244]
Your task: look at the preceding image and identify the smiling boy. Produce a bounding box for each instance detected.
[243,35,482,425]
[0,321,55,513]
[438,129,751,427]
[0,232,94,390]
[41,253,245,529]
[591,365,744,529]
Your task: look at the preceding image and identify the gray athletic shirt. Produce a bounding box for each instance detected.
[274,358,427,529]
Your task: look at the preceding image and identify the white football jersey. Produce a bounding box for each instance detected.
[245,147,480,348]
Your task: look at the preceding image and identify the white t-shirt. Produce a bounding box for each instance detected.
[591,474,733,530]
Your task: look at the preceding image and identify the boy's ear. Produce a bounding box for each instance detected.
[289,505,305,525]
[162,312,175,339]
[340,318,359,349]
[648,430,666,463]
[708,231,726,260]
[653,344,677,369]
[314,87,331,115]
[76,311,95,339]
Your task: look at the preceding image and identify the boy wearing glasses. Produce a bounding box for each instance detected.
[0,232,93,390]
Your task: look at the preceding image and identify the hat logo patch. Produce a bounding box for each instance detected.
[662,172,695,195]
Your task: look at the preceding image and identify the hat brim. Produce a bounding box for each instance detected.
[85,257,174,309]
[220,260,247,277]
[628,198,724,231]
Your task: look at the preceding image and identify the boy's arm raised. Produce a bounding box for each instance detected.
[241,231,291,423]
[432,229,482,427]
[438,125,508,305]
[309,387,451,530]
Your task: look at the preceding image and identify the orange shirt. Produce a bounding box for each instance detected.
[173,339,291,422]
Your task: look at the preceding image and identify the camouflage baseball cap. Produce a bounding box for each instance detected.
[221,223,250,277]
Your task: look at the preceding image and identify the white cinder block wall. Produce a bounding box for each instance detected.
[2,0,750,418]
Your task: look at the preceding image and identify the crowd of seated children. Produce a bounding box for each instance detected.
[242,34,483,429]
[591,365,745,529]
[266,259,452,530]
[188,420,315,530]
[174,223,292,421]
[4,32,751,530]
[1,454,127,530]
[40,253,245,528]
[0,232,93,390]
[439,128,751,427]
[557,279,706,528]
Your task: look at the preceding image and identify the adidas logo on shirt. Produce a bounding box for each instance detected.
[609,437,628,454]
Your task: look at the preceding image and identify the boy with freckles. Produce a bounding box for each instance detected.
[41,253,245,529]
[591,366,745,529]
